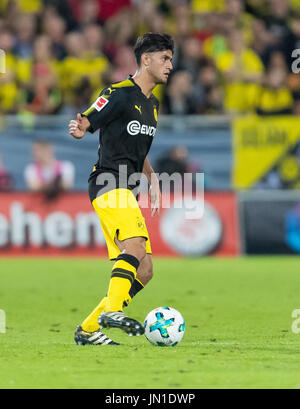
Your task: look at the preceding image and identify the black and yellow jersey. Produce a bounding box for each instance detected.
[82,76,159,197]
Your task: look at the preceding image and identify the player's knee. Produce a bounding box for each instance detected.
[124,239,146,262]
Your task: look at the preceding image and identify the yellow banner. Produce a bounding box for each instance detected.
[233,116,300,189]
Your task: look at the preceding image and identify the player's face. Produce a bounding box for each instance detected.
[147,50,173,84]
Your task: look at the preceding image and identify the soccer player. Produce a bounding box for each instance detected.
[69,33,174,345]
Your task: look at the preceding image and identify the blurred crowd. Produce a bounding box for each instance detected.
[1,0,300,116]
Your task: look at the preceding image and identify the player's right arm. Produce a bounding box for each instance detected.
[69,87,123,139]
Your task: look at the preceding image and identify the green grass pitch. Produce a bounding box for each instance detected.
[1,256,300,389]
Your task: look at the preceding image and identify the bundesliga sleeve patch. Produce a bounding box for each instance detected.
[93,96,109,112]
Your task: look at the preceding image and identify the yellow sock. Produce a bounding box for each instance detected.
[81,255,140,330]
[81,296,107,332]
[105,255,139,312]
[106,277,132,311]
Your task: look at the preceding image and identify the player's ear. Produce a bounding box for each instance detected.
[142,53,151,68]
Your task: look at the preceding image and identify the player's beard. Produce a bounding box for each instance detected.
[152,71,168,85]
[147,64,169,85]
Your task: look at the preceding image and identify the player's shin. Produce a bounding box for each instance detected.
[106,254,140,312]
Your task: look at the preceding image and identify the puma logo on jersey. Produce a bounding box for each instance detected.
[107,87,116,94]
[135,105,142,115]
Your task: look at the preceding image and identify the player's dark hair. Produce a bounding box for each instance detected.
[134,33,174,66]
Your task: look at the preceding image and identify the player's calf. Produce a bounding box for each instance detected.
[137,253,153,285]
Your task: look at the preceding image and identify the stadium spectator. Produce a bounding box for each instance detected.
[60,31,88,109]
[155,145,203,192]
[216,28,264,113]
[82,24,110,96]
[155,146,189,193]
[156,146,189,178]
[0,28,17,113]
[268,50,289,71]
[77,0,102,27]
[148,12,168,34]
[82,24,105,57]
[61,30,108,111]
[13,14,37,59]
[43,0,76,31]
[256,66,293,115]
[175,36,204,82]
[0,153,13,192]
[17,35,62,115]
[225,0,255,44]
[111,45,137,83]
[201,13,231,61]
[264,0,291,46]
[193,62,224,114]
[201,85,224,115]
[73,77,94,113]
[24,140,75,200]
[42,13,67,61]
[0,0,42,23]
[251,18,277,66]
[104,7,137,59]
[163,71,197,115]
[170,1,192,41]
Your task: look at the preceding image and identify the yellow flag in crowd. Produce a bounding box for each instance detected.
[233,116,300,189]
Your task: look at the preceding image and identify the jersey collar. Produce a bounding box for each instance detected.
[128,75,153,101]
[128,75,141,90]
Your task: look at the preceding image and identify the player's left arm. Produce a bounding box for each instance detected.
[143,156,161,217]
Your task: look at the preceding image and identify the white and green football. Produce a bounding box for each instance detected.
[144,307,185,347]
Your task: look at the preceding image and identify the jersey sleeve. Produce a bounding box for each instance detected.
[81,87,124,133]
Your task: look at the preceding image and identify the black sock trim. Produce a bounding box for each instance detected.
[112,268,135,282]
[111,269,135,285]
[129,279,144,298]
[116,253,140,270]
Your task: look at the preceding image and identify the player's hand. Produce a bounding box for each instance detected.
[150,181,161,217]
[69,114,89,139]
